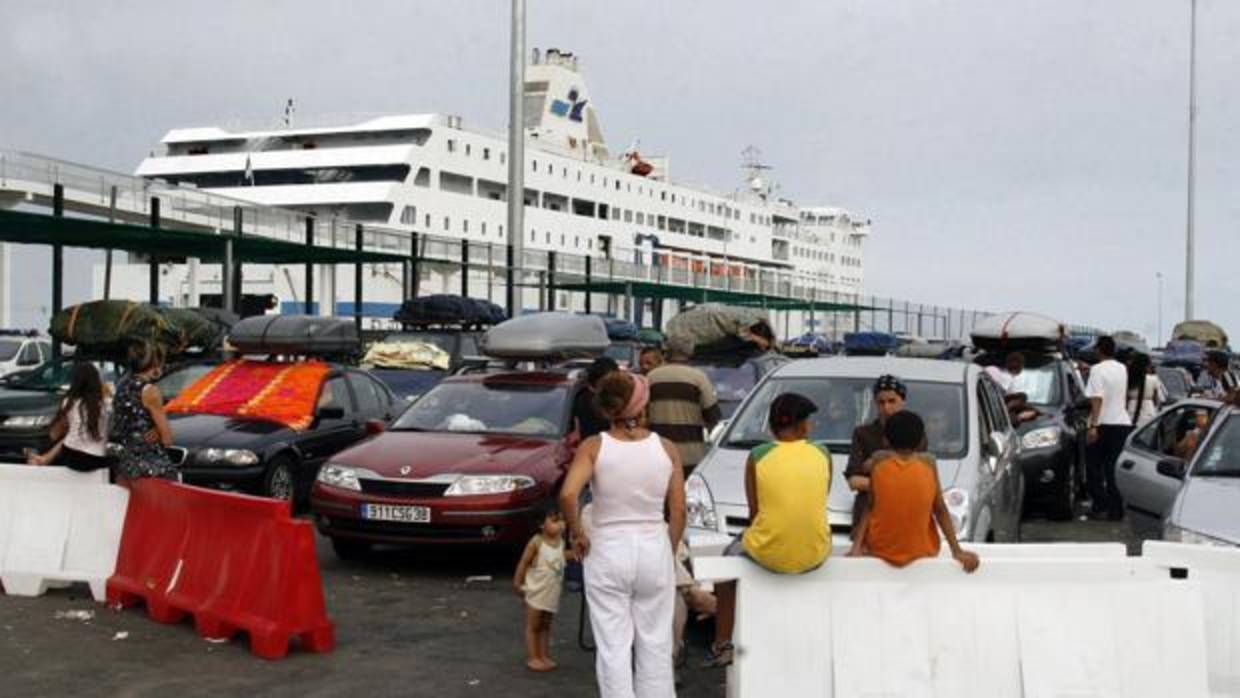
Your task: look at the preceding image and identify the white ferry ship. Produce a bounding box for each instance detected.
[117,49,868,325]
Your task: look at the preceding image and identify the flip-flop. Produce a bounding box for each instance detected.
[702,642,734,668]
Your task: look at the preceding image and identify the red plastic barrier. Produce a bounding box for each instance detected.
[106,479,335,659]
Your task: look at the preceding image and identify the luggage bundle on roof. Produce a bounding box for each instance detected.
[1172,320,1228,350]
[636,328,665,347]
[227,315,359,357]
[361,341,451,372]
[481,312,610,360]
[1162,340,1205,371]
[665,304,771,359]
[394,295,507,329]
[599,317,639,342]
[49,300,234,357]
[970,312,1065,354]
[843,331,899,356]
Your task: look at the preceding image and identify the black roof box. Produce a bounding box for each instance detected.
[228,315,358,356]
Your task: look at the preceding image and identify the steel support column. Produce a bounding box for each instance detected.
[51,184,64,357]
[354,224,364,334]
[149,197,161,305]
[304,217,315,315]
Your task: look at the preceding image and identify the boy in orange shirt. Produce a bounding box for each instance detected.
[848,410,979,572]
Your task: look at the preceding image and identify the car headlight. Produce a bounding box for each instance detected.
[443,475,536,496]
[317,463,363,492]
[685,473,718,531]
[944,487,970,536]
[2,414,53,429]
[196,448,260,467]
[1164,523,1237,547]
[1021,427,1061,450]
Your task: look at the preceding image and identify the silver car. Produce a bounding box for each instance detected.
[1162,405,1240,546]
[686,357,1024,553]
[1115,398,1222,541]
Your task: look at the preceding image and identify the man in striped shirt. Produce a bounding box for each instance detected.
[647,336,722,475]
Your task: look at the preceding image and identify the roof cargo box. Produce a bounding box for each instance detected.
[394,295,506,328]
[228,315,359,356]
[843,331,898,356]
[481,313,609,360]
[970,312,1065,353]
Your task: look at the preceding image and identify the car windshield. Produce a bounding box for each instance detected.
[1193,414,1240,477]
[0,340,21,361]
[723,377,969,459]
[7,359,118,392]
[158,364,217,402]
[696,364,757,418]
[1009,366,1060,405]
[369,368,447,402]
[392,380,568,437]
[604,343,634,365]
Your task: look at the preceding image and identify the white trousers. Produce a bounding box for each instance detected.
[584,524,676,698]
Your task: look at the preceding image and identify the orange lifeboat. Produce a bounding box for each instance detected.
[627,151,654,177]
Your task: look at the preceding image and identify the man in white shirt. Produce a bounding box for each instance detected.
[1085,336,1130,520]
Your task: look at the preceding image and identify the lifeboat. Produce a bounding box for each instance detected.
[627,151,654,177]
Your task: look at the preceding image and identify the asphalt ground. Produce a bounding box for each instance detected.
[0,515,1133,698]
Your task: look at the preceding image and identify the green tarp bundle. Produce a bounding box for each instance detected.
[50,301,231,356]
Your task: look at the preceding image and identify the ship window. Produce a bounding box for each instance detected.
[574,236,580,248]
[532,159,538,172]
[657,215,667,231]
[547,163,553,174]
[545,232,551,244]
[425,214,431,228]
[481,222,487,235]
[624,210,633,223]
[616,180,621,191]
[636,213,645,225]
[463,219,469,233]
[465,143,471,157]
[560,234,566,246]
[447,139,456,153]
[661,191,667,202]
[444,216,450,231]
[414,167,431,187]
[588,239,594,250]
[500,152,506,164]
[483,147,490,160]
[400,206,417,225]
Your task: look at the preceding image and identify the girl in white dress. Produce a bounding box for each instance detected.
[513,509,567,672]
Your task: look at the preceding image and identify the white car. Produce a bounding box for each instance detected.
[685,357,1025,556]
[0,333,52,379]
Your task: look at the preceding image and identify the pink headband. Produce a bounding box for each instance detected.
[619,373,650,421]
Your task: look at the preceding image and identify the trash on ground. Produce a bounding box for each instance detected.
[112,631,129,641]
[465,575,492,584]
[54,610,95,621]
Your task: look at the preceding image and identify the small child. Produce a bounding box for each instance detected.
[513,509,568,672]
[849,410,980,572]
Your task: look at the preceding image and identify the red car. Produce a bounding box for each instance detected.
[310,368,582,558]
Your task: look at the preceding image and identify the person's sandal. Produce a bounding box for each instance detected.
[702,641,734,668]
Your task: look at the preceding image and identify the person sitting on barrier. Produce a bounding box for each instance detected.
[513,507,569,673]
[111,342,177,481]
[26,362,112,472]
[848,411,980,572]
[707,393,832,669]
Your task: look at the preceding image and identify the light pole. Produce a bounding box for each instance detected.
[505,0,526,315]
[1184,0,1198,320]
[1156,271,1164,347]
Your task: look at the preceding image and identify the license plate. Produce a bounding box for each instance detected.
[361,504,431,523]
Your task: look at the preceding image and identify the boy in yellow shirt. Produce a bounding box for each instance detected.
[706,393,831,667]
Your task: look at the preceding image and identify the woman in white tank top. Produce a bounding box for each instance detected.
[560,371,686,698]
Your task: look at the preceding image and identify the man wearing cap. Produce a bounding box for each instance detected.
[647,335,722,475]
[845,375,909,537]
[705,392,832,667]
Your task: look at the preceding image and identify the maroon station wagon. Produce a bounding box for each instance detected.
[310,369,582,558]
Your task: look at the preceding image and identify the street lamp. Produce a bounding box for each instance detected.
[1156,271,1164,347]
[1184,0,1198,320]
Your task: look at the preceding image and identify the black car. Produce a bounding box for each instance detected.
[170,363,400,503]
[0,357,215,461]
[997,354,1092,520]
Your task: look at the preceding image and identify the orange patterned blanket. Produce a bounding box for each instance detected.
[166,359,330,431]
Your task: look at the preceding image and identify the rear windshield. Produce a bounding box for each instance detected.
[1194,414,1240,477]
[723,377,968,459]
[0,340,21,361]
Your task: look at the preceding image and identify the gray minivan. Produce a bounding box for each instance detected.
[686,357,1024,554]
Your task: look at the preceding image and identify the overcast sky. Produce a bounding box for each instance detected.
[3,0,1238,341]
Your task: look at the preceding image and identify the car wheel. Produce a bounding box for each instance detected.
[262,456,297,504]
[331,537,372,561]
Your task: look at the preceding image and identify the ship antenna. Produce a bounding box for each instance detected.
[741,145,773,197]
[283,98,295,128]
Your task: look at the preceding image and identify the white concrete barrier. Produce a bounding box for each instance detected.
[0,464,127,601]
[696,554,1210,698]
[1144,541,1240,698]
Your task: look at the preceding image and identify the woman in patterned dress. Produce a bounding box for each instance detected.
[111,342,177,481]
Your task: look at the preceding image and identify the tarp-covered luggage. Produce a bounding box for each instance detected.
[228,315,359,356]
[970,311,1065,353]
[361,341,451,371]
[159,308,228,353]
[1172,320,1228,349]
[843,331,898,356]
[395,295,505,327]
[1163,340,1205,371]
[481,313,609,359]
[665,304,768,356]
[601,317,639,342]
[637,328,665,347]
[49,300,176,353]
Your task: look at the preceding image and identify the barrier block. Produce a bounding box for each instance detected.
[1144,541,1240,697]
[0,464,127,601]
[107,479,335,660]
[697,554,1210,698]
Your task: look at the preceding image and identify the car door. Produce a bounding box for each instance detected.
[347,370,396,423]
[300,373,360,467]
[979,377,1021,540]
[1118,403,1214,528]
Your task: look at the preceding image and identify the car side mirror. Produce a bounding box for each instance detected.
[364,419,386,435]
[316,406,346,421]
[987,431,1008,456]
[1156,458,1187,480]
[709,420,730,444]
